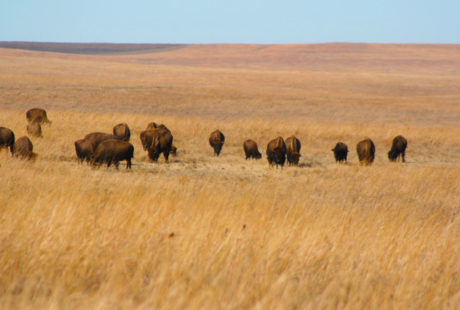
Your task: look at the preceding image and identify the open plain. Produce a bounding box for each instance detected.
[0,43,459,309]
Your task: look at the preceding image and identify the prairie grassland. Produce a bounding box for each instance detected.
[0,44,459,309]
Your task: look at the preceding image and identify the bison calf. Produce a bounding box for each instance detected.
[388,135,407,162]
[332,142,348,163]
[266,136,286,167]
[356,138,375,165]
[285,136,301,165]
[0,127,15,155]
[243,139,262,159]
[113,123,131,141]
[209,130,225,156]
[91,139,134,169]
[13,136,37,160]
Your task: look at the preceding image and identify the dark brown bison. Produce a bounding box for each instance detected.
[113,123,131,141]
[74,139,94,163]
[243,139,262,159]
[146,122,158,131]
[0,127,15,155]
[27,121,42,138]
[13,136,37,160]
[331,142,348,162]
[388,135,407,162]
[266,136,286,167]
[357,138,375,165]
[285,136,301,165]
[148,130,173,162]
[90,139,134,169]
[26,108,51,125]
[209,130,225,156]
[84,132,122,152]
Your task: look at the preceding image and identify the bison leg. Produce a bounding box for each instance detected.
[163,150,170,163]
[126,158,132,169]
[401,151,406,163]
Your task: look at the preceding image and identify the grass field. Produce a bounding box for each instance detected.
[0,43,459,309]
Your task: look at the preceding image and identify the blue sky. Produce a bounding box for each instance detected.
[0,0,459,43]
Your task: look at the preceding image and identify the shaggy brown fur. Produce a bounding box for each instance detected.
[285,136,301,165]
[209,130,225,156]
[388,135,407,162]
[146,122,158,131]
[74,139,95,163]
[0,127,15,155]
[266,136,286,167]
[26,108,51,125]
[113,123,131,141]
[13,136,37,160]
[27,121,42,138]
[90,139,134,169]
[356,138,375,165]
[148,130,173,162]
[83,132,122,153]
[331,142,348,162]
[243,139,262,159]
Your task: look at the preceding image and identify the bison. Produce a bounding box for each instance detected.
[13,136,37,160]
[243,139,262,159]
[266,136,286,167]
[27,120,42,138]
[84,132,122,152]
[90,139,134,169]
[26,108,51,125]
[285,136,301,165]
[331,142,348,163]
[148,129,173,162]
[356,138,375,165]
[209,130,225,156]
[113,123,131,141]
[388,135,407,162]
[74,139,94,163]
[0,127,15,155]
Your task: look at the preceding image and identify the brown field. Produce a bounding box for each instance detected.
[0,43,459,309]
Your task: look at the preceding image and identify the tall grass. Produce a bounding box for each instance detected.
[0,45,459,308]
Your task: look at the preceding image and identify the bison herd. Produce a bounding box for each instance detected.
[1,108,409,169]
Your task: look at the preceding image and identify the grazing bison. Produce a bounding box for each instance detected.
[356,138,375,165]
[13,136,37,160]
[27,121,42,138]
[388,135,407,162]
[243,139,262,159]
[209,130,225,156]
[331,142,348,163]
[91,139,134,169]
[285,136,301,165]
[266,136,286,167]
[0,127,15,155]
[26,108,51,125]
[146,122,158,131]
[84,132,122,152]
[74,139,94,163]
[148,129,173,162]
[113,123,131,141]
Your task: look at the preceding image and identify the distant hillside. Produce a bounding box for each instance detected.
[0,41,187,55]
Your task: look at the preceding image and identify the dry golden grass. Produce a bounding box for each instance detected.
[0,44,459,309]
